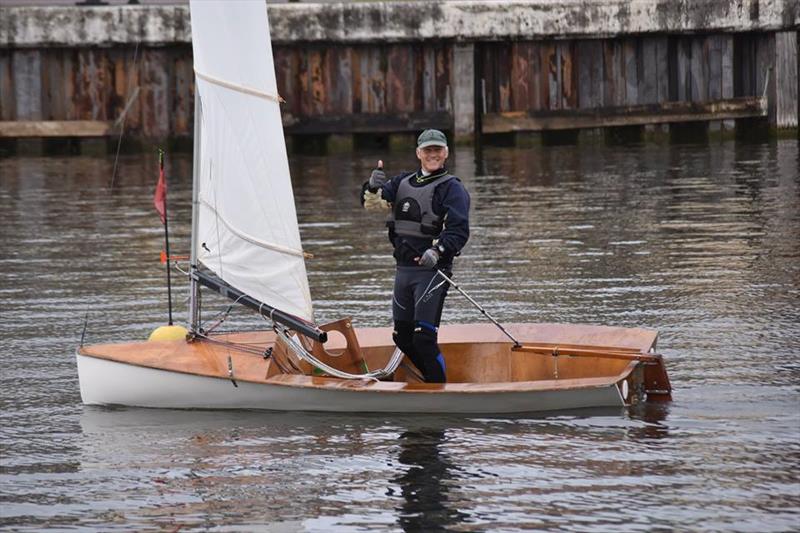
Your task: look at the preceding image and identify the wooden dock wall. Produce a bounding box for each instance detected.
[0,2,797,146]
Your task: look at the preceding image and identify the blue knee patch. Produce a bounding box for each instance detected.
[436,353,446,373]
[416,321,438,333]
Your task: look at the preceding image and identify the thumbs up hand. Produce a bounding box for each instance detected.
[369,159,387,191]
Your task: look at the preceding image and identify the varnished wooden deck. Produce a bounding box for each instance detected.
[78,322,659,393]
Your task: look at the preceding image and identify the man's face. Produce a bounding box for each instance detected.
[416,146,448,173]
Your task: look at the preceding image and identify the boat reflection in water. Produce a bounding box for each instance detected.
[76,406,671,529]
[393,428,468,531]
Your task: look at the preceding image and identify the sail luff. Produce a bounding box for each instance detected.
[188,90,201,331]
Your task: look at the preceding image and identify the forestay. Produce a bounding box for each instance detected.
[189,0,313,321]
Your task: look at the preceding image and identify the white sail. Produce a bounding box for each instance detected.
[189,0,313,321]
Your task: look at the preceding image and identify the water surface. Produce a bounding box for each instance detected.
[1,138,798,531]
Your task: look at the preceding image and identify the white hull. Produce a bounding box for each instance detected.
[76,353,625,414]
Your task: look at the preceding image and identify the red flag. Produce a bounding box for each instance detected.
[153,162,167,225]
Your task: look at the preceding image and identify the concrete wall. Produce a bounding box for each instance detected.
[2,1,798,47]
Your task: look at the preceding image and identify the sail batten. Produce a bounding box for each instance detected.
[197,196,305,258]
[194,69,283,103]
[189,0,313,321]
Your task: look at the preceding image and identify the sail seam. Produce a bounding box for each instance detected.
[194,69,284,103]
[199,196,304,258]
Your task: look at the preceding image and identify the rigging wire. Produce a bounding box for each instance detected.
[109,39,141,192]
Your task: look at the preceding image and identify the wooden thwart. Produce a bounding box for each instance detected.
[482,96,767,132]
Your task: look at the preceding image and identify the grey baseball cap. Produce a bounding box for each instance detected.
[417,129,448,149]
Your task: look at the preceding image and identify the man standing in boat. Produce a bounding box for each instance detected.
[361,129,471,383]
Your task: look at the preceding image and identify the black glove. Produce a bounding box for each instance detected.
[417,247,440,268]
[368,160,387,191]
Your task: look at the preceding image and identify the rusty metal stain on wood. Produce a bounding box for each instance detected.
[173,51,192,135]
[0,51,16,120]
[309,48,325,115]
[510,42,529,111]
[603,40,623,107]
[479,44,495,113]
[325,46,352,115]
[274,47,299,115]
[434,44,450,112]
[386,44,413,113]
[141,49,170,138]
[350,47,363,114]
[560,41,577,109]
[361,46,385,114]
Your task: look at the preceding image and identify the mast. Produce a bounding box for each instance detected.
[188,91,201,331]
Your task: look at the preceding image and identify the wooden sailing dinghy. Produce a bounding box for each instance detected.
[76,1,671,414]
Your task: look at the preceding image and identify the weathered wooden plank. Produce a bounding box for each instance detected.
[386,44,414,113]
[755,33,776,123]
[274,47,299,116]
[173,51,192,136]
[296,48,311,116]
[307,47,325,115]
[76,48,112,120]
[560,41,577,109]
[654,36,669,102]
[510,42,531,111]
[480,44,496,113]
[420,45,436,112]
[720,34,735,129]
[482,96,767,133]
[108,46,143,133]
[639,37,658,104]
[140,48,169,138]
[0,50,15,120]
[720,35,734,98]
[39,50,56,120]
[327,46,353,115]
[603,40,622,106]
[434,44,451,112]
[775,31,798,127]
[283,110,452,135]
[691,36,708,101]
[493,43,512,112]
[13,49,42,120]
[708,35,724,100]
[529,42,543,111]
[623,38,638,104]
[734,33,755,96]
[350,47,363,114]
[676,37,692,101]
[577,40,602,109]
[544,42,559,110]
[0,120,115,137]
[361,46,385,113]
